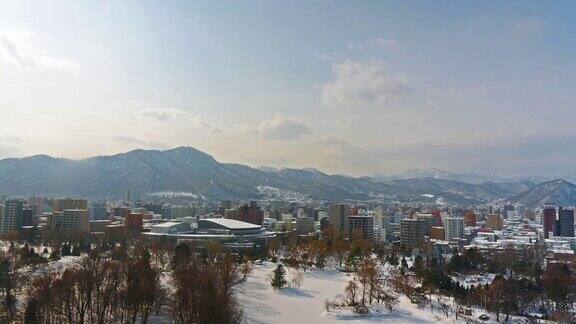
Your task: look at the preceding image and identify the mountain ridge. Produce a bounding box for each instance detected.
[372,168,550,185]
[505,179,576,208]
[0,147,549,204]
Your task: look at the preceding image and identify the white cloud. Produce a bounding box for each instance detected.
[138,108,186,123]
[138,108,221,133]
[188,115,222,133]
[258,115,312,140]
[322,59,413,108]
[0,25,79,71]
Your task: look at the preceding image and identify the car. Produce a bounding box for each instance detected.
[478,314,490,321]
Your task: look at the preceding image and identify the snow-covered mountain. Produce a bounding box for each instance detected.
[0,148,560,205]
[372,168,549,185]
[506,179,576,208]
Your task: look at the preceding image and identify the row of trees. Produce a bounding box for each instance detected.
[273,226,373,273]
[26,249,160,323]
[0,241,250,323]
[393,242,576,322]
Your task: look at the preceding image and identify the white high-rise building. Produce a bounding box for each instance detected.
[444,217,464,241]
[375,208,392,242]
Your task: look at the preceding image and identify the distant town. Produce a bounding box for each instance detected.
[2,194,571,257]
[0,191,572,322]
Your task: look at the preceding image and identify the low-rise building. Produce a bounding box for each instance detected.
[90,219,111,233]
[296,217,315,235]
[150,221,191,234]
[142,218,276,251]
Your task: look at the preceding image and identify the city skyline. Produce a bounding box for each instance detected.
[1,1,575,177]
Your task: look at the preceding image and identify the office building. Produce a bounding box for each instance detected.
[374,208,384,229]
[28,196,49,216]
[48,209,89,233]
[90,220,111,233]
[90,202,108,220]
[268,209,282,221]
[417,213,439,237]
[296,217,315,235]
[139,202,163,214]
[445,217,464,241]
[223,201,264,225]
[319,217,330,232]
[543,204,557,239]
[125,213,143,234]
[2,199,23,235]
[330,203,349,235]
[348,215,374,241]
[400,218,424,248]
[463,211,477,227]
[53,198,88,213]
[22,208,34,226]
[303,207,320,221]
[557,207,575,237]
[486,214,504,231]
[391,212,404,224]
[502,204,514,217]
[431,210,443,226]
[431,226,445,240]
[114,206,131,218]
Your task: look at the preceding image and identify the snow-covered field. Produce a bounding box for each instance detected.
[238,262,466,323]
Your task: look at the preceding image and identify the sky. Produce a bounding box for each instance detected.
[0,1,575,177]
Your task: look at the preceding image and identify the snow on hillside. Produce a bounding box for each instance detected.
[238,262,465,323]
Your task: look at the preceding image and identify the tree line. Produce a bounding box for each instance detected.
[0,241,250,324]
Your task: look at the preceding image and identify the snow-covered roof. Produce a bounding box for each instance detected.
[152,221,183,228]
[200,218,260,230]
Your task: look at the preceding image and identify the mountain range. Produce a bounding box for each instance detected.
[0,147,574,207]
[505,180,576,209]
[372,168,550,185]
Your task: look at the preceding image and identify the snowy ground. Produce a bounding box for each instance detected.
[238,262,469,324]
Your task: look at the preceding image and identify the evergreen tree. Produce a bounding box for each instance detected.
[315,253,326,269]
[71,244,81,256]
[50,248,61,261]
[61,243,71,256]
[346,244,363,272]
[173,243,191,266]
[271,263,287,290]
[413,255,424,272]
[387,253,399,266]
[24,297,40,324]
